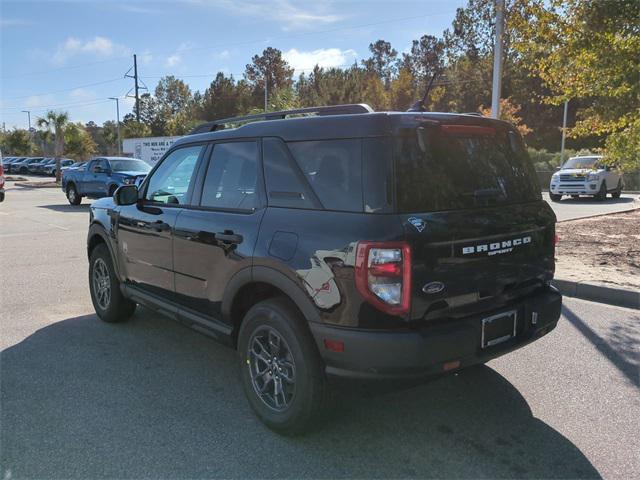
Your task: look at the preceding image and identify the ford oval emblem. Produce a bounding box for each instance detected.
[422,281,445,294]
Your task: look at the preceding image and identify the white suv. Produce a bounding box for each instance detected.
[549,155,623,202]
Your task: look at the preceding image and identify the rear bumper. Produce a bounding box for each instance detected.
[310,287,562,379]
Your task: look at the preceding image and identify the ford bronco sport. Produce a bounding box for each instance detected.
[87,104,562,434]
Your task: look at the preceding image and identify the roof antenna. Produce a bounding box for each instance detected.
[407,72,438,112]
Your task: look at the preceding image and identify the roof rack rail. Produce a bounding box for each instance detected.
[463,112,483,117]
[189,103,374,135]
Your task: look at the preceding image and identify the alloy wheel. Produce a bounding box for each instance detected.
[247,326,296,411]
[92,258,111,310]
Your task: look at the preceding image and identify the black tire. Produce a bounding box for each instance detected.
[612,179,622,199]
[108,184,118,197]
[595,181,607,201]
[238,297,326,435]
[549,193,562,202]
[89,243,136,323]
[19,166,28,174]
[66,183,81,205]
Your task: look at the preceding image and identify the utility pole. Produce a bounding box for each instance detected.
[560,99,569,165]
[490,0,505,119]
[133,54,140,122]
[109,97,122,156]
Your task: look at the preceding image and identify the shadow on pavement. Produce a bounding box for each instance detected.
[1,309,600,479]
[37,204,91,212]
[563,305,639,387]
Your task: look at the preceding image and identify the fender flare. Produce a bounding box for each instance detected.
[87,222,122,281]
[221,265,321,326]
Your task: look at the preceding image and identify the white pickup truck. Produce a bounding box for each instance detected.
[549,155,623,201]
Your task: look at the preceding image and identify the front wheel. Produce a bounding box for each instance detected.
[66,184,82,205]
[549,193,562,202]
[611,179,622,199]
[595,181,607,201]
[238,298,326,435]
[89,243,136,323]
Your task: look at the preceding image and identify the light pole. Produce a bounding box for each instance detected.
[108,97,122,156]
[21,110,32,154]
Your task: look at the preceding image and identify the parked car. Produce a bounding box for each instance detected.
[549,155,623,201]
[0,152,5,202]
[44,158,74,177]
[62,156,150,204]
[1,157,21,170]
[7,157,27,173]
[87,104,561,434]
[27,157,50,174]
[12,157,44,175]
[33,158,55,174]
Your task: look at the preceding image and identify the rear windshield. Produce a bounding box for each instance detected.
[394,123,540,212]
[109,159,151,173]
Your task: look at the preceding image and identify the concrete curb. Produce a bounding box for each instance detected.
[552,278,639,309]
[556,205,640,223]
[14,181,59,189]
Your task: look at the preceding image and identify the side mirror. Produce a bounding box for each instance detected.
[114,185,138,205]
[605,165,613,172]
[555,166,561,171]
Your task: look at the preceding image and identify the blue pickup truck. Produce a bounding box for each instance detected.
[62,156,151,205]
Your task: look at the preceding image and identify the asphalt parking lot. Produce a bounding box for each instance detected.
[1,184,639,479]
[541,192,639,221]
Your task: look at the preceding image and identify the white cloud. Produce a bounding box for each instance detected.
[24,95,56,108]
[214,49,231,60]
[198,0,344,30]
[164,42,194,69]
[69,88,96,101]
[165,54,181,67]
[283,48,358,75]
[0,18,32,28]
[139,50,153,65]
[51,36,130,65]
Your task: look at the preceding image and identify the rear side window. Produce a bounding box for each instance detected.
[201,141,259,210]
[395,124,540,212]
[263,138,316,209]
[287,139,362,212]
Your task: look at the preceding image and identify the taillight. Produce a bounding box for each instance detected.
[355,241,412,316]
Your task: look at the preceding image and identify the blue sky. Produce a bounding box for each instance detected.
[1,0,466,129]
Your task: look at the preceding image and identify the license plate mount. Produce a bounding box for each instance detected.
[481,310,517,349]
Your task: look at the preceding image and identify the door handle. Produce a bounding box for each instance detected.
[215,231,243,244]
[151,220,169,232]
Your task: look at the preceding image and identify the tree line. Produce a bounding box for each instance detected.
[2,0,637,172]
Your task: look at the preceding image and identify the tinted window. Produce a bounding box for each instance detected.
[363,138,393,213]
[395,125,540,212]
[145,145,202,205]
[287,139,362,212]
[91,160,106,172]
[201,142,258,210]
[263,138,315,209]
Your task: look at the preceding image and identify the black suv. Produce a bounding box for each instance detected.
[87,104,562,434]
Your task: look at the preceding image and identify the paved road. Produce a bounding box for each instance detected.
[542,192,639,221]
[1,185,639,479]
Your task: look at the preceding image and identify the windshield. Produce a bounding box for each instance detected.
[108,159,150,173]
[562,157,598,169]
[394,124,540,212]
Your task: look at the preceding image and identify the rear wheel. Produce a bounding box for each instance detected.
[238,297,326,435]
[549,193,562,202]
[89,243,136,323]
[595,181,607,201]
[66,183,81,205]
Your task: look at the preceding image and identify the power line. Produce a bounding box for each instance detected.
[3,77,126,101]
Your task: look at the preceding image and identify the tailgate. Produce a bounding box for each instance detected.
[403,201,556,321]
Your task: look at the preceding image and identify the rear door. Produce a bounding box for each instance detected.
[173,140,264,320]
[394,122,556,320]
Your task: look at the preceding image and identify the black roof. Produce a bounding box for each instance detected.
[175,104,511,148]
